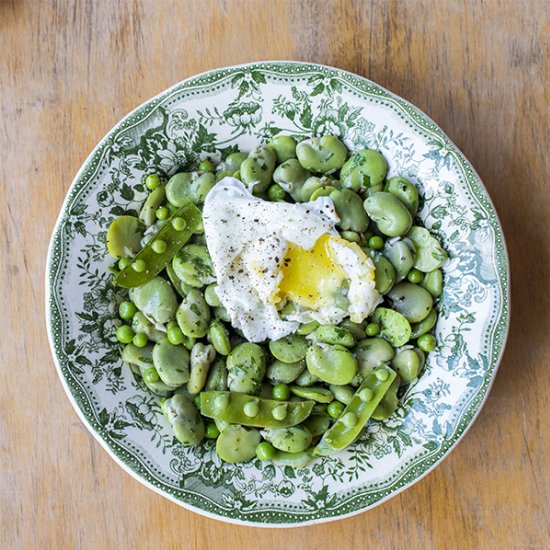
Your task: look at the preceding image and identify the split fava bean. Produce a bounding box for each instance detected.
[264,425,312,453]
[226,342,266,394]
[200,391,314,429]
[152,338,190,387]
[313,366,397,456]
[216,425,261,463]
[162,393,204,445]
[406,226,448,272]
[305,343,357,385]
[289,385,334,403]
[329,188,369,233]
[187,343,216,394]
[204,357,228,391]
[115,203,201,288]
[240,145,277,193]
[296,136,348,174]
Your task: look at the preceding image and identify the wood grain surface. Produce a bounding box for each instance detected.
[1,0,549,548]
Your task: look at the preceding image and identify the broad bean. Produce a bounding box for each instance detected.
[216,425,261,463]
[139,186,166,226]
[269,134,297,163]
[107,215,144,259]
[383,239,416,282]
[273,159,311,201]
[311,324,356,347]
[172,244,215,288]
[176,288,211,338]
[384,176,419,216]
[240,145,277,193]
[266,359,305,384]
[364,192,413,237]
[421,268,444,297]
[296,136,347,174]
[406,226,448,272]
[166,172,216,206]
[131,311,165,342]
[187,343,216,394]
[329,188,369,232]
[152,338,190,387]
[269,334,308,363]
[265,425,312,453]
[387,282,433,323]
[371,307,412,347]
[305,343,357,385]
[162,393,205,445]
[226,342,266,394]
[129,276,178,325]
[340,148,388,192]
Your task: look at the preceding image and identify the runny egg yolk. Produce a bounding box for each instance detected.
[276,234,348,309]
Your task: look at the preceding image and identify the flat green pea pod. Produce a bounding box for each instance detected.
[139,186,167,226]
[305,343,357,385]
[269,134,297,163]
[131,311,165,342]
[353,337,395,383]
[372,374,401,420]
[340,320,366,341]
[226,343,266,395]
[176,288,211,338]
[115,203,201,288]
[384,176,419,216]
[294,369,320,387]
[107,215,145,259]
[272,159,311,201]
[152,338,190,387]
[313,366,397,456]
[364,192,413,237]
[269,334,308,363]
[296,135,347,174]
[410,308,437,338]
[240,145,277,193]
[383,239,416,282]
[300,176,334,202]
[223,152,248,172]
[387,282,433,323]
[340,148,388,192]
[406,226,448,272]
[264,425,312,453]
[289,385,334,403]
[272,450,312,468]
[266,359,305,384]
[216,425,260,463]
[129,277,178,325]
[303,414,331,437]
[421,268,444,297]
[162,393,204,445]
[208,319,231,356]
[172,244,215,288]
[371,307,412,347]
[204,357,228,391]
[329,188,369,233]
[166,263,192,297]
[369,252,396,295]
[311,324,356,348]
[391,348,422,383]
[329,384,356,405]
[187,343,216,394]
[166,172,216,206]
[200,391,314,429]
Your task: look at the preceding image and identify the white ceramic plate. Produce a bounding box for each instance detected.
[46,61,509,526]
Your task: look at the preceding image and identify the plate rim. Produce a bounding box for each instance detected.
[45,60,511,527]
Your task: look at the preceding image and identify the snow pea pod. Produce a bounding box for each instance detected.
[199,391,315,429]
[313,366,398,456]
[372,374,401,420]
[115,203,201,288]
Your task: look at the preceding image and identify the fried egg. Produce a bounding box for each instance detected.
[203,178,381,342]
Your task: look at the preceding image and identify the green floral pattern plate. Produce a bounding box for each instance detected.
[46,62,509,526]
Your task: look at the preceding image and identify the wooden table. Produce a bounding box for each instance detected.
[2,1,548,548]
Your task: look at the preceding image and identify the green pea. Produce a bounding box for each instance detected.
[204,284,221,307]
[269,135,297,163]
[421,268,444,297]
[289,385,334,403]
[106,215,145,259]
[267,184,286,201]
[166,324,184,345]
[371,307,412,347]
[384,176,419,216]
[364,192,413,237]
[151,239,167,254]
[240,145,277,193]
[129,276,178,325]
[140,186,166,226]
[199,159,215,172]
[272,384,290,401]
[118,300,137,320]
[365,323,380,336]
[368,235,384,250]
[132,332,148,348]
[153,338,190,387]
[312,325,356,348]
[383,239,416,282]
[296,136,348,174]
[329,188,369,232]
[340,148,388,192]
[208,319,231,356]
[269,334,308,363]
[391,348,421,383]
[223,152,248,172]
[303,413,331,437]
[256,441,276,461]
[327,400,345,419]
[226,343,266,394]
[306,343,357,385]
[266,425,312,453]
[118,257,132,270]
[172,244,215,288]
[266,359,305,385]
[407,268,424,283]
[272,159,311,201]
[142,367,160,384]
[187,343,216,394]
[406,226,448,272]
[341,411,358,427]
[410,307,437,338]
[205,421,220,439]
[162,393,204,445]
[116,325,134,344]
[417,334,437,352]
[131,311,165,343]
[272,403,288,420]
[132,259,146,272]
[387,282,434,323]
[171,216,186,232]
[156,206,169,220]
[145,174,161,190]
[176,288,211,338]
